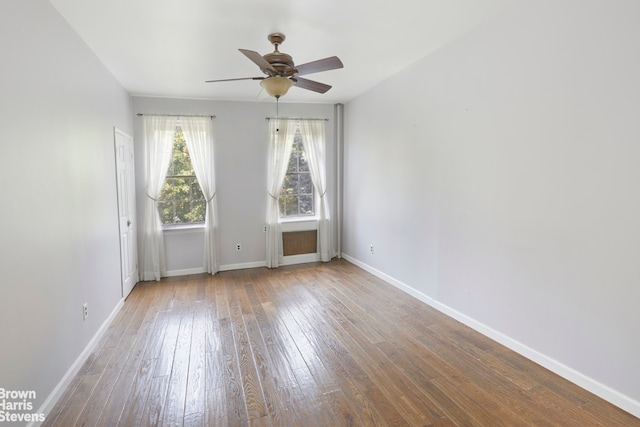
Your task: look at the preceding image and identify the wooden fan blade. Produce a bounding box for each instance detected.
[294,77,332,94]
[295,56,343,76]
[205,77,264,83]
[239,49,277,75]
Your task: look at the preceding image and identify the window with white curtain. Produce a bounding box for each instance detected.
[157,129,206,225]
[141,114,219,278]
[265,118,332,268]
[279,132,315,217]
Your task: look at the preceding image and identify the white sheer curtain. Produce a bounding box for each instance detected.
[265,119,297,268]
[299,120,333,262]
[141,115,178,281]
[180,117,219,275]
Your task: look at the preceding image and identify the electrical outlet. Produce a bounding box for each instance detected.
[236,243,241,251]
[82,303,88,320]
[369,244,374,254]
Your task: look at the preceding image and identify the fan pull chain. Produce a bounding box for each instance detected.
[276,96,280,132]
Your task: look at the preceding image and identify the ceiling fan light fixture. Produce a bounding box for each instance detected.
[260,76,293,98]
[206,34,343,97]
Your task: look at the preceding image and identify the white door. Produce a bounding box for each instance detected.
[114,128,138,298]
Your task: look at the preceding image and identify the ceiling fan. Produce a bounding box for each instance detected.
[206,33,343,98]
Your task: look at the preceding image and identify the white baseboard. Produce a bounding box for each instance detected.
[164,267,207,277]
[219,261,267,272]
[31,298,125,427]
[165,255,320,276]
[341,253,640,419]
[218,253,320,272]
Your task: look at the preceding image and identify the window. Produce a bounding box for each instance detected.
[279,133,315,217]
[157,129,206,225]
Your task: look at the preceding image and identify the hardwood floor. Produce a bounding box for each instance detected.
[44,260,639,426]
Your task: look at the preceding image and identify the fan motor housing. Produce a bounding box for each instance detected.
[264,33,294,75]
[263,51,294,74]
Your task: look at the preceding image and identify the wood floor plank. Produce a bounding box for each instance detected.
[160,301,194,426]
[215,277,230,320]
[154,309,182,379]
[260,377,300,426]
[244,284,276,346]
[43,348,101,425]
[139,374,170,426]
[261,298,313,374]
[205,387,227,427]
[279,281,413,426]
[219,317,250,426]
[44,372,100,427]
[206,349,226,393]
[43,260,640,427]
[374,341,477,426]
[117,357,158,426]
[278,282,404,425]
[431,374,533,426]
[332,285,481,426]
[74,338,130,425]
[184,301,207,422]
[420,323,583,425]
[289,279,445,426]
[423,322,607,426]
[229,304,269,421]
[487,345,625,426]
[96,296,160,426]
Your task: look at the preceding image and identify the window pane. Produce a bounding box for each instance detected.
[278,133,315,218]
[285,196,299,216]
[158,131,205,225]
[299,195,314,215]
[157,200,173,224]
[299,173,313,194]
[189,179,202,197]
[170,132,193,176]
[298,149,309,172]
[288,150,298,172]
[283,174,298,193]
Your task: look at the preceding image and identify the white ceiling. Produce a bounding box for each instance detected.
[49,0,515,104]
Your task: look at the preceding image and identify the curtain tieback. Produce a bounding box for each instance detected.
[206,191,217,203]
[268,191,278,200]
[145,193,159,202]
[319,190,327,198]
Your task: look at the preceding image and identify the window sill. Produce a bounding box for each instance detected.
[280,218,318,232]
[162,223,205,233]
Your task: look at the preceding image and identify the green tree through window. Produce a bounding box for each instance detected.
[279,133,315,217]
[158,130,206,225]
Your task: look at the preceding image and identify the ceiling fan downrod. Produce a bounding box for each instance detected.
[268,33,285,50]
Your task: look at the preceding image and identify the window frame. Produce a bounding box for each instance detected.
[278,132,317,219]
[157,128,206,228]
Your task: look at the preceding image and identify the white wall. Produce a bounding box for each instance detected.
[0,0,132,415]
[131,97,337,274]
[343,0,640,417]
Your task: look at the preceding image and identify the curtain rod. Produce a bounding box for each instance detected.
[265,117,329,121]
[136,113,216,119]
